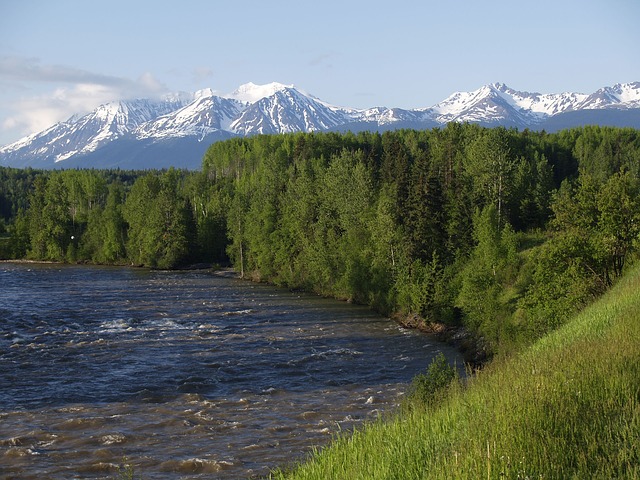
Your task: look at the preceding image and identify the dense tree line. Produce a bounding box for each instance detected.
[201,124,640,354]
[2,124,639,355]
[0,168,230,268]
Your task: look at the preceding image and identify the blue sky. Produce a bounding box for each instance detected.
[1,0,639,145]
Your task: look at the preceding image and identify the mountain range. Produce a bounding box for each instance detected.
[2,81,640,170]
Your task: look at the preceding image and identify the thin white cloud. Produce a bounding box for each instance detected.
[0,56,167,94]
[0,56,169,145]
[3,84,119,136]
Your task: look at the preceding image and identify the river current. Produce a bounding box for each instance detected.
[0,263,462,479]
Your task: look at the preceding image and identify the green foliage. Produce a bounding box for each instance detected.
[183,173,230,263]
[407,352,457,408]
[516,168,640,341]
[6,209,30,258]
[0,167,39,222]
[123,170,194,269]
[1,167,228,268]
[517,234,600,339]
[392,253,452,323]
[26,173,73,261]
[464,128,516,227]
[597,170,640,278]
[96,182,127,263]
[456,205,520,350]
[123,173,161,266]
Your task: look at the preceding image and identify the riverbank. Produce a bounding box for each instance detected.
[0,258,60,264]
[235,266,490,368]
[392,313,489,368]
[272,264,640,479]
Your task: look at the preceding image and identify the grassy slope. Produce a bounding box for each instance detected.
[273,264,640,479]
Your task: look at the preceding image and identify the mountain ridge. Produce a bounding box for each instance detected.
[2,81,640,170]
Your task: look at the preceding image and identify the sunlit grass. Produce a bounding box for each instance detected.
[272,265,640,479]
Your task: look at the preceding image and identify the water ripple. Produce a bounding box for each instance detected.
[0,263,463,479]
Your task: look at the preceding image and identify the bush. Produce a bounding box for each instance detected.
[407,352,457,408]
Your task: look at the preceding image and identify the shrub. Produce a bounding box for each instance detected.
[407,352,456,408]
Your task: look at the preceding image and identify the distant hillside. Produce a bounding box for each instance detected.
[538,107,640,132]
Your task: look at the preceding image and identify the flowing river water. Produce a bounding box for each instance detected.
[0,263,462,479]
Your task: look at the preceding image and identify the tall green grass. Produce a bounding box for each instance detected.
[272,264,640,479]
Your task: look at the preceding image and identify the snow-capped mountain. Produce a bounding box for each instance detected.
[136,89,244,141]
[229,85,353,135]
[430,82,640,127]
[0,95,193,167]
[2,81,639,170]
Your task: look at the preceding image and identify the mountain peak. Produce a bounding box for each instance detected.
[607,82,640,105]
[194,88,216,99]
[489,82,515,94]
[227,82,294,104]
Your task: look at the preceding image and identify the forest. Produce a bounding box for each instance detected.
[2,124,640,357]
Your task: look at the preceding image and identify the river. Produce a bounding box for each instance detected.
[0,263,462,479]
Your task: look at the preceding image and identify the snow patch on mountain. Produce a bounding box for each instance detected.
[0,96,193,165]
[427,82,640,127]
[614,82,640,104]
[136,93,244,141]
[229,86,352,135]
[577,82,640,110]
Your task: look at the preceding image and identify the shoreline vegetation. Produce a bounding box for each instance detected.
[2,124,640,477]
[270,263,640,479]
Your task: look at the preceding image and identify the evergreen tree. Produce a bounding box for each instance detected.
[26,175,47,259]
[456,204,518,347]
